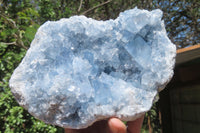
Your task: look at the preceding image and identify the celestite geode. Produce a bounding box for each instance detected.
[9,8,176,129]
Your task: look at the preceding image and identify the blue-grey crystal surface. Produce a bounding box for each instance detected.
[9,8,176,129]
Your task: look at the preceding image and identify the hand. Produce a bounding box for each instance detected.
[64,115,144,133]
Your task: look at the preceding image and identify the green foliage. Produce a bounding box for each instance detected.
[142,102,162,133]
[38,0,56,23]
[0,1,63,132]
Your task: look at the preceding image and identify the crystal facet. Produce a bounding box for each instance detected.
[9,8,176,129]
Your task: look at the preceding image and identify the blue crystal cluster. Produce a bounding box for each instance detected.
[9,8,176,129]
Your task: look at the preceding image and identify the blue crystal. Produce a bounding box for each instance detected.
[9,7,176,129]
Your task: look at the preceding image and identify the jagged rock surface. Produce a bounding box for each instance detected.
[9,8,176,129]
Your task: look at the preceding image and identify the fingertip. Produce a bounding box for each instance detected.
[127,115,144,133]
[64,128,79,133]
[108,118,126,133]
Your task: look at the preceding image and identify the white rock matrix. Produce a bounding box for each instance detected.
[9,8,176,129]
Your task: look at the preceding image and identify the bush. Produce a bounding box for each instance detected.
[142,102,162,133]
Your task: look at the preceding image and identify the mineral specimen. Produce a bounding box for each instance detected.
[9,8,176,129]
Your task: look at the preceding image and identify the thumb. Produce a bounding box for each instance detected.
[108,118,127,133]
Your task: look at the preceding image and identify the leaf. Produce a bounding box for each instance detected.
[24,24,40,42]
